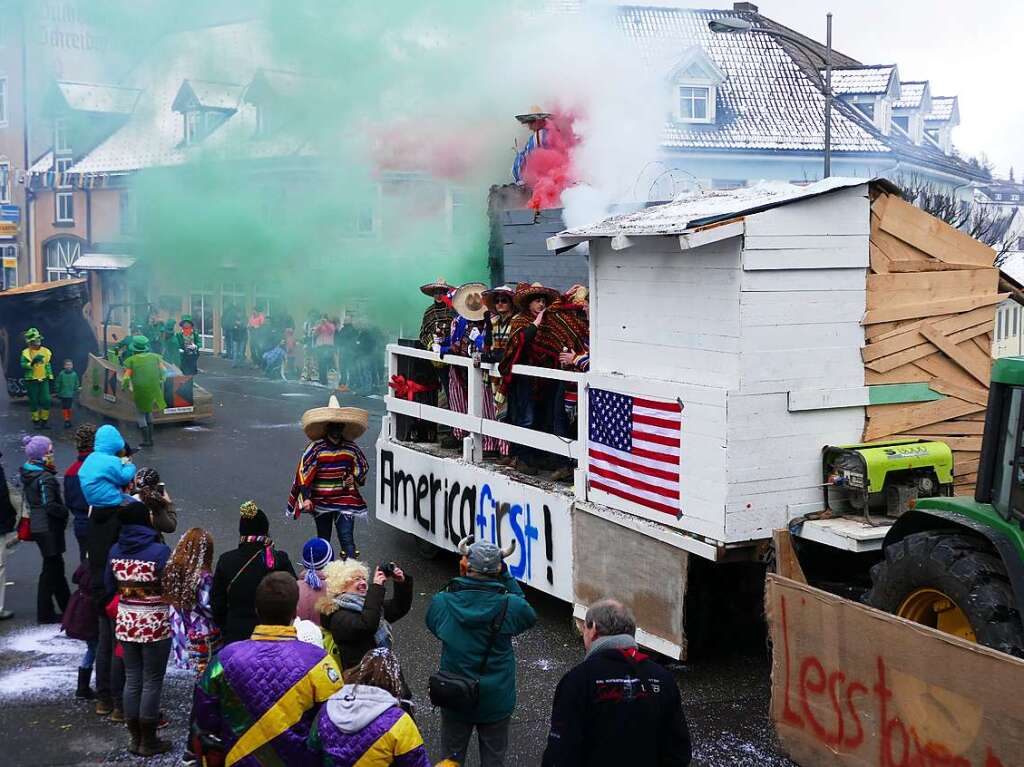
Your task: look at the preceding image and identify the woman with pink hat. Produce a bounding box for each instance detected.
[19,434,71,623]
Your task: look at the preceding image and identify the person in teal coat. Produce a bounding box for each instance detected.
[123,336,167,447]
[426,536,536,766]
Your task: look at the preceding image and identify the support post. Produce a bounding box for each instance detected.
[464,359,484,464]
[824,12,832,179]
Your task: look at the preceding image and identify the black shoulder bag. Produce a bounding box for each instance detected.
[429,595,510,713]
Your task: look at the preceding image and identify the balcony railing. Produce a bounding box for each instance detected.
[382,342,588,495]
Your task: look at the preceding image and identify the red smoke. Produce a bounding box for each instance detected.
[521,110,580,211]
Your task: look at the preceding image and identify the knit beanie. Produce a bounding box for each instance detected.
[22,434,52,462]
[301,538,334,590]
[238,500,270,537]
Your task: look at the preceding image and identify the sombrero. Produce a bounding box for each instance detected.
[562,284,589,305]
[515,105,552,124]
[419,277,452,297]
[301,395,369,441]
[451,282,488,321]
[482,284,515,312]
[513,281,560,312]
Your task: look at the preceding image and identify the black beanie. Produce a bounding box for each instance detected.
[239,500,269,537]
[119,500,153,527]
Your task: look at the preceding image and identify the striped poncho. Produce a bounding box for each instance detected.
[288,438,369,517]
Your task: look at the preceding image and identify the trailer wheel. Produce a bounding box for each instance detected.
[865,530,1024,658]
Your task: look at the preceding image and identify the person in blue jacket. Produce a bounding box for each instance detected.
[81,424,136,720]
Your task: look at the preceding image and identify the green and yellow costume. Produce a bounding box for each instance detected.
[20,328,53,426]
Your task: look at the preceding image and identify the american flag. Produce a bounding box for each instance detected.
[588,388,682,517]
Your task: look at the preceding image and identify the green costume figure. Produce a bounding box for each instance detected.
[55,359,81,428]
[123,335,167,447]
[161,319,182,369]
[20,328,54,429]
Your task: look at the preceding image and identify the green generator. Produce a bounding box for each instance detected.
[823,439,954,523]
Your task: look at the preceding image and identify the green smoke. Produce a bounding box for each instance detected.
[29,0,551,331]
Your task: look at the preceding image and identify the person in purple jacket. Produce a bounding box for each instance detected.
[193,572,343,766]
[309,647,431,767]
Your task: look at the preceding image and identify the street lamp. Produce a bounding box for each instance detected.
[709,14,834,178]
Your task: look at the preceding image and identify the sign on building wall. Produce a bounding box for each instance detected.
[377,441,574,601]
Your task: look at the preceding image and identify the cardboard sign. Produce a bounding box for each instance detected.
[767,574,1024,767]
[163,375,194,412]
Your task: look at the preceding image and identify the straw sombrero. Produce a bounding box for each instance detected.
[451,282,488,322]
[482,284,515,312]
[513,281,560,312]
[515,105,552,124]
[419,277,452,297]
[301,395,369,441]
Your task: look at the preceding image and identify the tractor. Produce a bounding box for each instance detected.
[864,357,1024,658]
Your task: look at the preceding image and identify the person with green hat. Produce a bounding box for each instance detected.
[161,319,181,369]
[175,316,199,375]
[20,328,54,429]
[122,335,167,447]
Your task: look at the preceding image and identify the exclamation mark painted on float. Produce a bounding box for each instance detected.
[544,505,554,584]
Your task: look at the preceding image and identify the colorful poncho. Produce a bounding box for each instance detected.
[418,302,455,349]
[288,438,369,517]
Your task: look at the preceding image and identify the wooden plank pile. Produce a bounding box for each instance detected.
[863,190,1005,494]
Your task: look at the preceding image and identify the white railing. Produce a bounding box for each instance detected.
[383,343,588,495]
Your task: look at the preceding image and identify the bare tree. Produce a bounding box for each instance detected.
[893,174,1014,264]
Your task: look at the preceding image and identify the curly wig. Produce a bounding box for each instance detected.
[163,528,214,613]
[315,559,369,615]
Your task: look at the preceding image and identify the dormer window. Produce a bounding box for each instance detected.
[171,79,241,147]
[668,47,725,126]
[892,115,910,134]
[54,118,71,154]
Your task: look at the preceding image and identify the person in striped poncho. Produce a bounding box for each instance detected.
[289,397,370,560]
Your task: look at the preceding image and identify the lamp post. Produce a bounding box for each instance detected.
[709,14,834,178]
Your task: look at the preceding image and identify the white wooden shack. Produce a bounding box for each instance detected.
[377,177,1003,657]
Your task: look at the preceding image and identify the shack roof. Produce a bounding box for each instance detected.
[555,177,887,240]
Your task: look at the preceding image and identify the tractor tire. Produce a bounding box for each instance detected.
[864,530,1024,658]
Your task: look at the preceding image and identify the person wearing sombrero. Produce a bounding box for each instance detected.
[496,282,587,475]
[439,282,507,455]
[122,336,168,447]
[412,278,456,443]
[20,327,54,429]
[512,105,553,185]
[175,315,200,376]
[480,285,516,461]
[418,277,456,351]
[288,396,370,560]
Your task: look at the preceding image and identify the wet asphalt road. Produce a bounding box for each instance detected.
[0,357,795,766]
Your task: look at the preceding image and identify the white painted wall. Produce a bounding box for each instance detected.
[725,185,870,541]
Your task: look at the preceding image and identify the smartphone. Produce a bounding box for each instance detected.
[156,482,166,494]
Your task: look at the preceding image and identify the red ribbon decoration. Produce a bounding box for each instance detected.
[389,375,437,400]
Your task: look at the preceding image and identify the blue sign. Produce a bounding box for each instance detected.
[0,205,19,223]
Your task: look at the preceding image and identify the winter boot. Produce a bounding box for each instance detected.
[110,705,126,723]
[75,667,95,699]
[141,425,154,447]
[137,719,172,756]
[95,696,113,716]
[126,718,142,755]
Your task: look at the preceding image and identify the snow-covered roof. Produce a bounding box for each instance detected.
[894,81,928,110]
[56,81,142,115]
[73,253,137,271]
[66,21,310,175]
[558,177,874,238]
[825,65,897,96]
[925,96,958,123]
[173,79,245,112]
[618,7,889,154]
[29,151,53,174]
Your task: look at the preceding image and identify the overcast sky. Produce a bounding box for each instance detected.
[635,0,1022,179]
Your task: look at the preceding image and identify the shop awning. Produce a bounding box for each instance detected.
[73,253,137,271]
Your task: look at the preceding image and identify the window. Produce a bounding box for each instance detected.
[925,127,940,142]
[677,86,710,122]
[995,193,1003,201]
[1014,306,1019,338]
[44,237,81,281]
[184,109,227,145]
[1013,194,1021,202]
[119,191,136,235]
[55,157,73,222]
[54,119,71,154]
[892,115,910,133]
[0,161,9,203]
[854,101,875,120]
[0,243,16,289]
[56,156,73,189]
[0,76,7,126]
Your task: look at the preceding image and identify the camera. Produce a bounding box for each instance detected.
[378,561,396,577]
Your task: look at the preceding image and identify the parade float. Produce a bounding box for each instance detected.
[0,281,213,423]
[376,177,1024,663]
